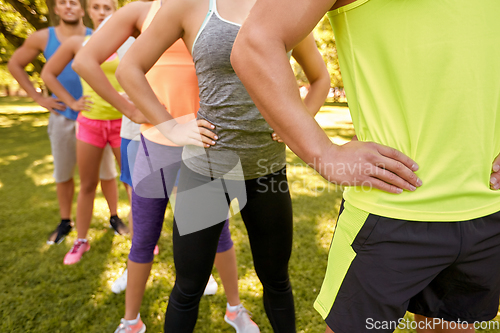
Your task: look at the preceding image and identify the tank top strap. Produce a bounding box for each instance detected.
[141,0,161,32]
[44,27,59,58]
[48,26,57,41]
[191,0,216,54]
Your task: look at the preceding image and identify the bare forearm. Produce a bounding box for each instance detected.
[73,58,133,117]
[232,30,333,165]
[303,75,330,117]
[8,61,44,102]
[116,61,174,127]
[41,71,76,106]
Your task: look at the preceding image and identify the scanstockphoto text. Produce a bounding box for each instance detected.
[365,317,500,331]
[255,158,379,194]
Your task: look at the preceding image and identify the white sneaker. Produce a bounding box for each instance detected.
[203,274,218,295]
[112,269,128,294]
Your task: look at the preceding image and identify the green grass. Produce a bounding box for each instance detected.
[1,97,499,333]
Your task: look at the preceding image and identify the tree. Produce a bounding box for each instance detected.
[0,0,131,89]
[0,0,45,74]
[291,16,343,93]
[1,1,343,90]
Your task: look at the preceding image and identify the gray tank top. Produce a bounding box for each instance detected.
[181,0,286,180]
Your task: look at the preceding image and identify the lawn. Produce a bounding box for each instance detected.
[1,96,499,333]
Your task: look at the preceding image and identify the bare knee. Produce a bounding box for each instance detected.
[80,179,99,194]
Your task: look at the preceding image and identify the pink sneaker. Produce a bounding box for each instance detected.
[153,245,159,256]
[224,304,260,333]
[63,240,90,265]
[114,318,146,333]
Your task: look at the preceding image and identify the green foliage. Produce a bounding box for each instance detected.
[0,0,142,85]
[315,16,342,88]
[292,15,343,89]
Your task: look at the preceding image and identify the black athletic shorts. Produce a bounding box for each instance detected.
[314,200,500,333]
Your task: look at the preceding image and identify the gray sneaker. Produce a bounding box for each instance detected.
[224,305,260,333]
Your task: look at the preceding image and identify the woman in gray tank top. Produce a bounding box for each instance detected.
[116,0,329,331]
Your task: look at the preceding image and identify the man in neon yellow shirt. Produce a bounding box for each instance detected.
[232,0,500,332]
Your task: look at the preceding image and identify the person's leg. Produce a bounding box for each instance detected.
[48,113,77,219]
[124,183,133,236]
[414,315,475,333]
[75,139,104,239]
[100,177,118,216]
[165,220,226,333]
[47,113,77,244]
[216,225,260,333]
[325,326,334,333]
[124,189,169,317]
[106,144,130,235]
[124,260,153,320]
[100,144,119,217]
[56,179,74,219]
[120,138,140,237]
[120,142,181,321]
[214,245,240,306]
[63,139,103,264]
[240,168,295,332]
[164,164,229,332]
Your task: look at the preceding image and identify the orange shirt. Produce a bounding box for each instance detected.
[140,0,200,145]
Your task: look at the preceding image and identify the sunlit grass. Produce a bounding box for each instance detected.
[2,97,499,333]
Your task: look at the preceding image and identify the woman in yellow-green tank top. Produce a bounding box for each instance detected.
[41,0,128,265]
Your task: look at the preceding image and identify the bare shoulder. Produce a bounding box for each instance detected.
[163,0,202,15]
[116,0,154,30]
[66,35,86,48]
[57,34,86,55]
[118,0,152,17]
[172,0,209,35]
[24,28,50,52]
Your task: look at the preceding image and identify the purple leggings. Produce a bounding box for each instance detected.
[128,136,233,264]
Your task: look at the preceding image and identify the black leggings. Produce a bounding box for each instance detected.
[164,164,295,332]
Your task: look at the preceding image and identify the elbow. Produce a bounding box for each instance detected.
[115,60,127,88]
[314,68,331,99]
[231,27,258,76]
[115,61,124,85]
[230,35,245,75]
[7,58,14,74]
[320,74,331,98]
[71,54,83,76]
[40,67,49,84]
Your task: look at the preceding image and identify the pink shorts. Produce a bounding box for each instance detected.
[76,114,122,149]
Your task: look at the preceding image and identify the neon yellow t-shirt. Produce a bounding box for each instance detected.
[328,0,500,221]
[80,37,123,120]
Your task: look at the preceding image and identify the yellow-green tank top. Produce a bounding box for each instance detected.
[328,0,500,221]
[80,36,123,120]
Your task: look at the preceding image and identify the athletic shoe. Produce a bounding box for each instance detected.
[203,274,218,295]
[114,318,146,333]
[110,216,129,235]
[224,305,260,333]
[63,239,90,265]
[47,220,73,245]
[111,269,127,294]
[153,245,159,256]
